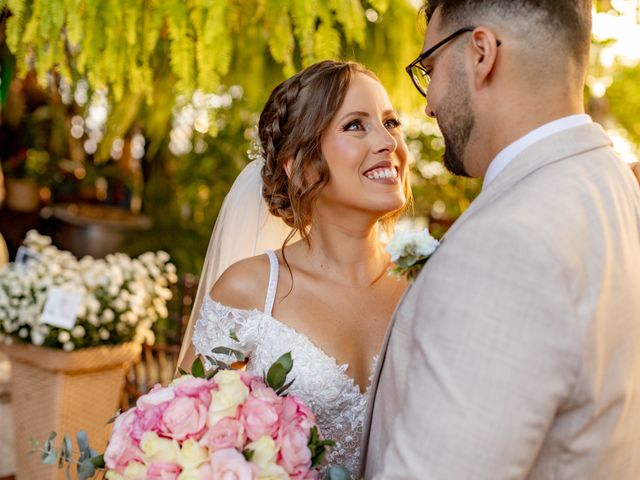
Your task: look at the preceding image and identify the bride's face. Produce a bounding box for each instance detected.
[318,73,409,218]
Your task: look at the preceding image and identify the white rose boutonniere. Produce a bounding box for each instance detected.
[387,229,440,282]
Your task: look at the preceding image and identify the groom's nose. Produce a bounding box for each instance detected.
[425,103,436,118]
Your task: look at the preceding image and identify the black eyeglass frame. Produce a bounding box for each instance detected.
[405,26,478,97]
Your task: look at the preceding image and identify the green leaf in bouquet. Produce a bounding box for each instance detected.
[311,448,328,468]
[324,466,352,480]
[211,346,246,362]
[276,378,296,396]
[178,367,189,376]
[266,352,293,390]
[229,329,240,342]
[242,448,254,461]
[205,355,229,370]
[191,357,205,378]
[266,363,287,391]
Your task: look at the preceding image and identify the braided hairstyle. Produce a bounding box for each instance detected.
[259,60,385,246]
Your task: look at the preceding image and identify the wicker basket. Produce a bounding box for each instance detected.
[1,341,141,480]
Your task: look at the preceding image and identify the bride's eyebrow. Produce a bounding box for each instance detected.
[338,109,397,122]
[338,111,370,122]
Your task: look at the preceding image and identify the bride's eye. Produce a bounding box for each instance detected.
[343,119,364,132]
[384,118,401,129]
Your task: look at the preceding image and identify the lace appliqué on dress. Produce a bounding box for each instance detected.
[193,296,377,476]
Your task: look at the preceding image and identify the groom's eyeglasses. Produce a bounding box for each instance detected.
[406,26,477,98]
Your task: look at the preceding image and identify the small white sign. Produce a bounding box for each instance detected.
[41,287,82,330]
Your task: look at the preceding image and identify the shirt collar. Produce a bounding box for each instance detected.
[482,114,593,190]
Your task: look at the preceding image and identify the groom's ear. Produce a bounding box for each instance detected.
[469,28,500,90]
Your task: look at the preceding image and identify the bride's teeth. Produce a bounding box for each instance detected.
[365,167,397,180]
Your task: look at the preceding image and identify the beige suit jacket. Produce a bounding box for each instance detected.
[360,123,640,479]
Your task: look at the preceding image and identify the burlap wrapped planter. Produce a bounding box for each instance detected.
[1,341,141,480]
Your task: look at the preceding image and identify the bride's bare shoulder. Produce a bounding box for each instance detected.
[209,254,270,311]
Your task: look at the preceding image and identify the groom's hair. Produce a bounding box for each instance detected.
[422,0,592,71]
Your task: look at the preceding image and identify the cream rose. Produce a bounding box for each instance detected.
[140,431,181,464]
[122,460,148,480]
[246,435,279,468]
[177,438,209,470]
[208,371,249,425]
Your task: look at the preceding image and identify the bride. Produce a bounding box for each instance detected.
[177,60,411,474]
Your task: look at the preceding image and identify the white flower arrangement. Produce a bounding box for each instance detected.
[387,228,440,282]
[0,230,178,350]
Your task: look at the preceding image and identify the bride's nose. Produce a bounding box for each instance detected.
[372,125,397,153]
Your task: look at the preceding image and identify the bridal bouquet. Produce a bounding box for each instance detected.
[104,367,331,479]
[387,228,440,282]
[0,230,177,350]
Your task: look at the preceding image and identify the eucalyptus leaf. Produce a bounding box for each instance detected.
[77,458,96,480]
[324,466,352,480]
[191,357,205,378]
[41,448,58,465]
[76,431,91,458]
[63,434,72,462]
[312,448,327,468]
[178,367,188,376]
[229,329,239,342]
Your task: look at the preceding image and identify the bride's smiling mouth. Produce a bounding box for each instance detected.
[363,161,400,184]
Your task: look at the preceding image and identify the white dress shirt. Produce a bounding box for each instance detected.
[483,114,593,190]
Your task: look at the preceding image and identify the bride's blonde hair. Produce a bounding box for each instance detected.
[259,60,412,249]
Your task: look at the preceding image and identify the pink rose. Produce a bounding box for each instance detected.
[239,394,281,441]
[281,396,316,432]
[146,462,181,480]
[131,402,168,443]
[104,409,143,472]
[203,417,246,451]
[279,425,312,475]
[208,448,255,480]
[173,377,212,406]
[161,396,208,441]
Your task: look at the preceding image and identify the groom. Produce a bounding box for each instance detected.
[361,1,640,478]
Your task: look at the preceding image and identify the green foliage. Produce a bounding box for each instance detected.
[605,63,640,145]
[35,430,105,480]
[3,0,423,110]
[266,351,293,391]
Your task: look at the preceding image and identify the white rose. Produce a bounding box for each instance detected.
[102,308,115,323]
[208,370,249,425]
[246,436,278,469]
[63,342,74,352]
[18,328,28,338]
[257,462,290,480]
[122,460,147,479]
[177,438,209,469]
[140,432,180,463]
[99,328,110,340]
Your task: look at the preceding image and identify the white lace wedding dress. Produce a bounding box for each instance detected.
[192,250,376,475]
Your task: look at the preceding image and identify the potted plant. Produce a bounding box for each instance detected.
[0,230,177,479]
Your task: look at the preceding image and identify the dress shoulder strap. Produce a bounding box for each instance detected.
[264,250,279,316]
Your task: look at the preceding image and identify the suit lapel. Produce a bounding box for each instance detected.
[442,123,612,241]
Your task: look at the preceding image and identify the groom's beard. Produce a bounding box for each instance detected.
[439,75,474,177]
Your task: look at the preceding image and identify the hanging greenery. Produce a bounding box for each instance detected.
[2,0,422,110]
